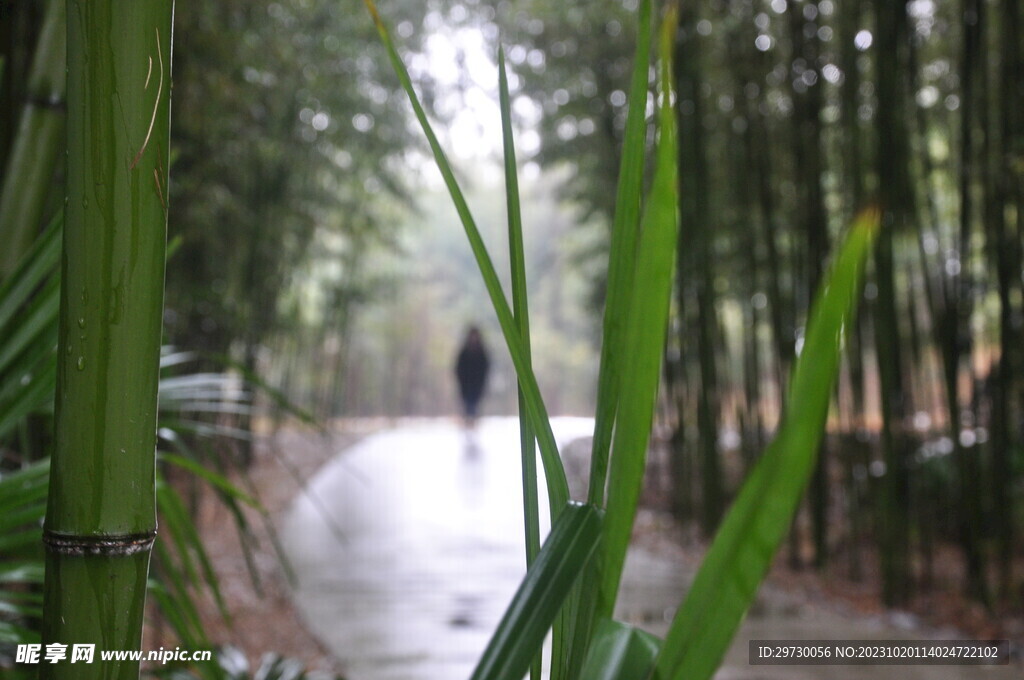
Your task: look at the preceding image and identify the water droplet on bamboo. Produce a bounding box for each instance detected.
[76,356,85,371]
[77,317,86,329]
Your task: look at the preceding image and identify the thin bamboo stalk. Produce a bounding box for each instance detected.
[41,1,173,678]
[0,0,66,278]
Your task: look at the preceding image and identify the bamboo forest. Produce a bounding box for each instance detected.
[1,0,1022,679]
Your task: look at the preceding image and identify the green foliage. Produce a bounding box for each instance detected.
[0,226,306,677]
[498,44,543,680]
[0,214,61,441]
[364,0,571,518]
[0,0,66,278]
[366,2,879,679]
[492,0,646,226]
[596,3,678,622]
[651,208,880,680]
[585,0,654,505]
[469,503,602,680]
[578,619,660,680]
[166,0,432,361]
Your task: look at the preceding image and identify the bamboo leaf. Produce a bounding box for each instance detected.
[587,0,654,507]
[0,528,42,553]
[0,460,49,518]
[567,3,658,675]
[469,503,602,680]
[0,620,40,645]
[0,214,61,331]
[156,480,204,586]
[497,46,544,680]
[0,0,66,278]
[597,7,679,623]
[192,351,317,430]
[0,562,44,585]
[156,478,231,622]
[160,453,260,508]
[361,0,570,518]
[577,619,662,680]
[651,208,881,680]
[0,351,57,440]
[0,280,59,377]
[0,598,42,619]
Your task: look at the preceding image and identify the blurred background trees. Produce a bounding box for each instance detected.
[2,0,1021,623]
[491,0,1023,612]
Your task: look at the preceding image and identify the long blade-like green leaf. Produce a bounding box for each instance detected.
[0,460,50,518]
[579,619,661,680]
[0,562,45,585]
[361,0,570,517]
[597,7,679,623]
[468,502,602,680]
[0,214,61,332]
[0,353,57,440]
[159,452,259,508]
[0,620,40,645]
[0,279,59,377]
[651,208,881,680]
[587,0,654,507]
[567,6,665,676]
[497,46,543,680]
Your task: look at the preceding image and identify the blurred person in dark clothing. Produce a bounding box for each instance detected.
[455,326,489,426]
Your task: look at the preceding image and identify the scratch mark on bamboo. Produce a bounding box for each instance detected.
[130,28,163,170]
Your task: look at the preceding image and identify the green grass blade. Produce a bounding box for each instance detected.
[361,0,569,517]
[587,0,653,506]
[497,46,543,680]
[596,7,679,623]
[567,4,658,675]
[651,208,881,680]
[468,502,602,680]
[498,42,540,576]
[579,619,661,680]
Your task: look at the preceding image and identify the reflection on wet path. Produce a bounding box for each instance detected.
[281,417,593,680]
[282,417,1021,680]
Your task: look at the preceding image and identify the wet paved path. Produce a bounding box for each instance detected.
[281,418,1018,680]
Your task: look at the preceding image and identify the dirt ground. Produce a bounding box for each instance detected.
[157,421,1023,675]
[145,423,385,675]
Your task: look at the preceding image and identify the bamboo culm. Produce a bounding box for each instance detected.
[41,1,174,678]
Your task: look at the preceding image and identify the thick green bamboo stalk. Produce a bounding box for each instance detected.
[0,0,66,278]
[41,1,174,678]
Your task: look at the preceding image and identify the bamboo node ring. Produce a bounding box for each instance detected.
[42,530,157,556]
